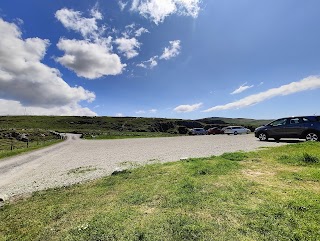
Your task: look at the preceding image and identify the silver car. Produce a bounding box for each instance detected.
[190,128,207,135]
[224,126,251,135]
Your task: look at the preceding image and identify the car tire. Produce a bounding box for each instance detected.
[258,132,268,141]
[234,131,238,135]
[305,132,319,142]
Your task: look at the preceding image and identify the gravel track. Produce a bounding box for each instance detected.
[0,134,285,199]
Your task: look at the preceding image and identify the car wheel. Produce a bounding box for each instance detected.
[234,131,238,135]
[258,132,268,141]
[305,132,319,142]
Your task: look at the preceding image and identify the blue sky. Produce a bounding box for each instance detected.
[0,0,320,119]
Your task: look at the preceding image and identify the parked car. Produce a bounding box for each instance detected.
[207,127,224,135]
[190,128,207,135]
[254,116,320,141]
[224,126,251,135]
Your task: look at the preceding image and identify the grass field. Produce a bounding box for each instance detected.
[0,142,319,240]
[83,131,178,139]
[0,129,63,160]
[0,139,63,160]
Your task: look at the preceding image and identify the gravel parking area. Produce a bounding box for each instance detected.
[0,134,286,199]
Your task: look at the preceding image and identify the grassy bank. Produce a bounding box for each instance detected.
[0,139,63,160]
[0,142,319,240]
[83,131,178,139]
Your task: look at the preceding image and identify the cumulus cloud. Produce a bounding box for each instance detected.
[230,83,254,95]
[137,56,158,69]
[137,40,180,69]
[204,76,320,112]
[160,40,181,60]
[119,1,128,11]
[114,37,141,59]
[122,24,149,38]
[55,7,126,79]
[56,39,126,79]
[55,8,102,40]
[131,0,201,24]
[116,113,124,117]
[0,19,95,110]
[174,102,202,113]
[135,27,149,37]
[0,99,97,116]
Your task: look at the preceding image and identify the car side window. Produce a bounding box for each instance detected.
[301,117,310,123]
[289,118,300,125]
[269,118,287,127]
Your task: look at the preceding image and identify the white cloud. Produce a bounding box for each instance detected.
[204,76,320,112]
[115,37,141,59]
[55,7,126,79]
[119,1,128,11]
[160,40,181,60]
[0,99,97,116]
[149,109,157,113]
[137,40,180,69]
[174,102,202,113]
[121,24,149,38]
[135,27,149,37]
[131,0,201,24]
[0,19,95,110]
[137,56,158,69]
[135,110,146,114]
[56,39,126,79]
[116,113,124,117]
[230,83,254,95]
[55,8,102,40]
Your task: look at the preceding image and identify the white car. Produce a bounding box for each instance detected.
[224,126,251,135]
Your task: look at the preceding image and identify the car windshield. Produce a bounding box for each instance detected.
[269,119,287,126]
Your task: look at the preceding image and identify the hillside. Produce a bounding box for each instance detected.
[0,116,271,135]
[0,116,271,133]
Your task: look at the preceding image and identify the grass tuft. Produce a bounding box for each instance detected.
[300,153,319,164]
[221,151,248,161]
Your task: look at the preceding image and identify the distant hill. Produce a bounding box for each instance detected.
[197,117,271,127]
[0,116,272,134]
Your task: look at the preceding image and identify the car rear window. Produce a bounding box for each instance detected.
[316,116,320,122]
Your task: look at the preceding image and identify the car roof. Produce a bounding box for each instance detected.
[277,116,317,119]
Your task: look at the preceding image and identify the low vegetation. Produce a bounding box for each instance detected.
[0,116,270,139]
[0,129,63,160]
[1,142,319,240]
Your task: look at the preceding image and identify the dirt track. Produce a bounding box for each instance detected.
[0,134,285,199]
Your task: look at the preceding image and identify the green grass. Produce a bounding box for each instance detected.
[0,139,63,160]
[84,131,178,139]
[0,142,319,240]
[0,129,63,160]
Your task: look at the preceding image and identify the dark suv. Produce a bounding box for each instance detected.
[254,116,320,142]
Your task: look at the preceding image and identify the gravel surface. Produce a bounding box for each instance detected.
[0,134,286,199]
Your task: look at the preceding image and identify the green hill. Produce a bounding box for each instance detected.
[0,116,271,135]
